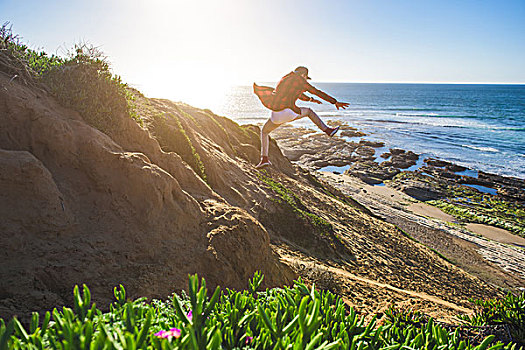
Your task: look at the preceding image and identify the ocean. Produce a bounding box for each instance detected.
[208,83,525,179]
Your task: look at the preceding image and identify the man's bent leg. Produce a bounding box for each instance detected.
[300,107,328,132]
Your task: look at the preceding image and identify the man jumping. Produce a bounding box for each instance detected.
[253,66,350,169]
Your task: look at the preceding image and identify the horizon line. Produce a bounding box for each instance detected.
[249,81,525,85]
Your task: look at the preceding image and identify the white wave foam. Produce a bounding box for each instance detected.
[396,112,438,117]
[461,144,499,152]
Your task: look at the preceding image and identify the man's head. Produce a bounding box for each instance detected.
[293,66,311,80]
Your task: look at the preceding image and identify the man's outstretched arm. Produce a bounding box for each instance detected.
[305,82,349,109]
[305,83,337,104]
[299,93,322,104]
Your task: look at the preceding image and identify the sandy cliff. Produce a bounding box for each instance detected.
[0,75,292,320]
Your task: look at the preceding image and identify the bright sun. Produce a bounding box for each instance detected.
[129,0,243,108]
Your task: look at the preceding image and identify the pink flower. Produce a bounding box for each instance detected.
[245,336,253,344]
[154,328,181,339]
[168,328,181,338]
[154,330,169,338]
[187,310,192,321]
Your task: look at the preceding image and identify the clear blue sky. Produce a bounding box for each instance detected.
[2,0,524,103]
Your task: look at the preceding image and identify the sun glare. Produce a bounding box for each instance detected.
[140,60,234,110]
[130,0,244,108]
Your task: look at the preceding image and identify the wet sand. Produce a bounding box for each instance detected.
[408,202,456,222]
[466,223,525,247]
[407,203,525,248]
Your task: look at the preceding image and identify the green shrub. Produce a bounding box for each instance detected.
[1,24,137,135]
[42,44,131,134]
[0,22,62,84]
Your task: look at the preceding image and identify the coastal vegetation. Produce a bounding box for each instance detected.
[256,170,333,234]
[1,274,523,349]
[41,44,131,134]
[426,182,525,238]
[459,292,525,345]
[427,201,525,238]
[1,23,133,134]
[152,112,207,182]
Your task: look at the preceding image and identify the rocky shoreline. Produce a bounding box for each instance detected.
[270,121,525,286]
[272,121,524,197]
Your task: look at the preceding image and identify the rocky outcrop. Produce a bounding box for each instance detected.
[355,145,376,157]
[359,140,384,148]
[344,161,400,185]
[425,158,466,173]
[390,176,445,201]
[270,125,358,169]
[381,149,419,169]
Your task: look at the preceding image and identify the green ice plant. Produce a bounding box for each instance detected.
[459,292,525,345]
[172,274,222,349]
[1,272,523,349]
[249,271,264,296]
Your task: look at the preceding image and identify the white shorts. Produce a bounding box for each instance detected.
[270,107,309,125]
